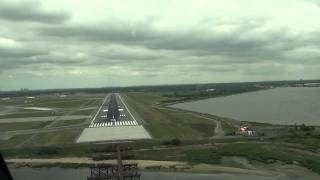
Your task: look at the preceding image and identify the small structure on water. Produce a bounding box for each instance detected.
[88,163,140,180]
[87,144,141,180]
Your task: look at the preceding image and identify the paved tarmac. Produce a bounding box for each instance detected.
[90,94,138,127]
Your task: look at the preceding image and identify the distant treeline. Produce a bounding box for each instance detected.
[1,79,319,98]
[162,84,264,103]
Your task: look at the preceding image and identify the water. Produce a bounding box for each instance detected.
[171,87,320,125]
[10,167,309,180]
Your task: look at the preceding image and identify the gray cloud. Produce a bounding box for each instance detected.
[37,22,157,42]
[0,1,70,24]
[0,47,82,72]
[1,0,320,90]
[12,17,320,68]
[307,0,320,7]
[95,51,162,61]
[0,48,47,58]
[35,21,315,67]
[93,46,164,61]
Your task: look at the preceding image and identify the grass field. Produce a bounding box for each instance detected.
[84,99,101,107]
[28,99,90,108]
[0,97,79,106]
[282,133,320,150]
[72,109,95,116]
[0,135,34,149]
[27,96,103,109]
[184,143,320,174]
[220,120,238,135]
[0,121,51,131]
[132,142,320,174]
[124,93,216,139]
[51,119,87,127]
[0,111,61,119]
[28,129,83,147]
[0,100,23,106]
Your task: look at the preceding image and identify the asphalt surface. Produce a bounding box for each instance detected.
[90,93,138,127]
[106,94,120,121]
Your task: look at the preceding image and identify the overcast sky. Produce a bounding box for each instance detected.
[1,0,320,90]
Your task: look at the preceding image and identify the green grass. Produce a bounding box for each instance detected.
[0,100,23,106]
[283,133,320,149]
[0,134,34,149]
[28,99,90,108]
[85,99,101,107]
[0,121,51,131]
[23,96,102,105]
[28,129,82,147]
[124,93,216,139]
[51,119,87,127]
[0,111,60,119]
[134,148,185,161]
[220,120,238,135]
[184,143,320,174]
[0,97,87,106]
[72,109,95,116]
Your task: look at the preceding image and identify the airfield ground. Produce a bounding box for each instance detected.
[0,92,217,148]
[0,93,103,146]
[123,93,217,139]
[1,91,320,176]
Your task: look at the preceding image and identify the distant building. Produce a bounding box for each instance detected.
[206,88,216,92]
[236,126,256,136]
[20,88,29,91]
[304,83,320,87]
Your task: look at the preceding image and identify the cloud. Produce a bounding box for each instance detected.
[306,0,320,7]
[0,37,21,48]
[35,20,307,64]
[1,0,320,90]
[93,45,163,60]
[0,46,81,72]
[0,48,47,58]
[0,1,70,24]
[37,22,157,42]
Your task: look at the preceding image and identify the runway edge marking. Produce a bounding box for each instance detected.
[117,93,138,124]
[89,95,109,126]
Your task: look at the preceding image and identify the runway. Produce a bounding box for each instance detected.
[77,93,151,143]
[89,93,139,127]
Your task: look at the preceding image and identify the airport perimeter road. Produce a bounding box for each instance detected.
[90,93,139,127]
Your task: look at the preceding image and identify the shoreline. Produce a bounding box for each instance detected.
[166,87,320,127]
[6,157,320,179]
[162,87,271,106]
[5,157,278,176]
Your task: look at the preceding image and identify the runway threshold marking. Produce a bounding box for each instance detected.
[117,94,138,124]
[90,95,109,126]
